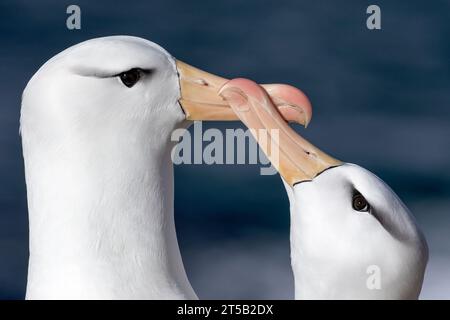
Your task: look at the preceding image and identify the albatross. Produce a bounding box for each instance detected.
[220,78,428,299]
[20,36,311,299]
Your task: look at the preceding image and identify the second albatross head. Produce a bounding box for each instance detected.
[220,78,428,300]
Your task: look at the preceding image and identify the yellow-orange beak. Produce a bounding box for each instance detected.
[219,78,342,186]
[176,60,313,127]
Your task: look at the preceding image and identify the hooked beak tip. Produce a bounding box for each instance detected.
[220,79,313,129]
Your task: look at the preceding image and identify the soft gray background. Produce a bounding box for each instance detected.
[0,0,449,299]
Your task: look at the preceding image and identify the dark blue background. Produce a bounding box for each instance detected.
[0,0,449,299]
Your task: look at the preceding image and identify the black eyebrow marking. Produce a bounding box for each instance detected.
[72,67,154,78]
[112,68,154,77]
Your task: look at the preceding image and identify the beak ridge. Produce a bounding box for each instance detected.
[176,60,312,127]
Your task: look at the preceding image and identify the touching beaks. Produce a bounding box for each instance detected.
[176,60,312,127]
[219,78,342,186]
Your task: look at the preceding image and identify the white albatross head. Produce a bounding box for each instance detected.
[285,164,428,299]
[220,78,428,300]
[22,36,183,152]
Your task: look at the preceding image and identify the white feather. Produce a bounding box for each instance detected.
[21,36,196,299]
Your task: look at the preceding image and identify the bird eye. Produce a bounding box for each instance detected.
[352,193,370,212]
[118,68,141,88]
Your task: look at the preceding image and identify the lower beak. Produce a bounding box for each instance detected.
[176,60,312,127]
[219,78,342,186]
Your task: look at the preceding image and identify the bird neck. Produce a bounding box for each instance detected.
[24,136,196,299]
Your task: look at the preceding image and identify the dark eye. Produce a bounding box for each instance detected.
[352,193,370,212]
[119,68,141,88]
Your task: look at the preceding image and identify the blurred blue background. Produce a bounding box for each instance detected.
[1,0,449,299]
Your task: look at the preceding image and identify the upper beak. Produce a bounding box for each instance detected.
[219,78,342,186]
[176,60,312,127]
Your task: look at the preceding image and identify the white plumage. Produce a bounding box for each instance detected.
[21,36,195,299]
